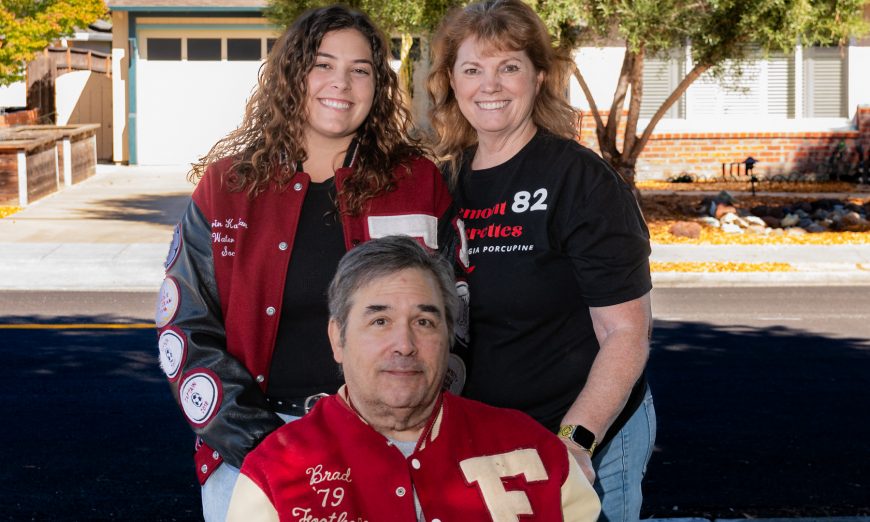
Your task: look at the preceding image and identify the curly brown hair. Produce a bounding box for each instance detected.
[191,4,423,215]
[427,0,579,182]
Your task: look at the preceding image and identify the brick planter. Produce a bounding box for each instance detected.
[10,124,100,186]
[0,135,59,206]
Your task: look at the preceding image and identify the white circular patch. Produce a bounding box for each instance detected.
[158,329,186,381]
[155,278,180,328]
[164,223,182,270]
[180,371,221,426]
[444,353,467,395]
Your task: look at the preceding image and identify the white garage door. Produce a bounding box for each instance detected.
[135,33,273,165]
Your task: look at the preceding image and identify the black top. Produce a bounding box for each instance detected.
[455,131,652,444]
[268,178,346,398]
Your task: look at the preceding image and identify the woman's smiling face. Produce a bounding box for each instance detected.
[304,29,376,146]
[450,37,542,141]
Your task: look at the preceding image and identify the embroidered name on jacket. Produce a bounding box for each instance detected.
[210,217,249,257]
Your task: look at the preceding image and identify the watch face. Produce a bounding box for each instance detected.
[558,425,575,438]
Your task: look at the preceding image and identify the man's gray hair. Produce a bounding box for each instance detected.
[328,235,459,344]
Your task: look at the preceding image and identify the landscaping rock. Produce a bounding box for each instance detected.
[781,214,800,227]
[721,223,743,234]
[744,216,767,227]
[697,216,720,228]
[842,211,864,227]
[745,225,769,235]
[786,227,807,236]
[805,223,827,233]
[720,212,740,224]
[715,204,738,220]
[761,216,781,229]
[668,221,702,238]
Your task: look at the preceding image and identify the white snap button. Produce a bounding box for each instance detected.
[266,306,276,316]
[255,374,265,383]
[278,241,288,251]
[293,182,303,191]
[411,458,421,470]
[200,464,208,474]
[212,451,219,460]
[432,519,442,522]
[395,486,406,497]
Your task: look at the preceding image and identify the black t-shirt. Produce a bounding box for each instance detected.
[456,131,652,440]
[268,178,346,398]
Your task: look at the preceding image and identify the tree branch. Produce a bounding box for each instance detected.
[631,63,709,162]
[622,46,645,164]
[604,48,635,157]
[571,63,605,142]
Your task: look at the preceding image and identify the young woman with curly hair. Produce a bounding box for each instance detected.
[158,6,456,520]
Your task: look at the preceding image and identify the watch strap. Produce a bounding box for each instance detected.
[558,424,598,455]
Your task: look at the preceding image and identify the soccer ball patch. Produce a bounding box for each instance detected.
[179,370,221,427]
[158,328,186,381]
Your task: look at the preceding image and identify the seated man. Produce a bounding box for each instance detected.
[227,235,600,521]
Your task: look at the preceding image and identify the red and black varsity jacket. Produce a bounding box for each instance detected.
[155,154,462,483]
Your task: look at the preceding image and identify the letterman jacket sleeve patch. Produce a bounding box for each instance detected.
[560,448,601,521]
[226,475,279,522]
[158,197,283,471]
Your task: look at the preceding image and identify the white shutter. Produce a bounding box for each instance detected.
[640,50,684,119]
[688,69,722,117]
[803,46,846,117]
[767,53,794,117]
[721,60,762,115]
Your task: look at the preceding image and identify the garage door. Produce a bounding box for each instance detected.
[135,31,275,165]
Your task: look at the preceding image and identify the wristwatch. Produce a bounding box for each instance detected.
[558,424,599,456]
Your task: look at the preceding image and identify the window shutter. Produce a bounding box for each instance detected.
[721,60,762,116]
[640,50,684,119]
[803,46,846,117]
[767,53,794,117]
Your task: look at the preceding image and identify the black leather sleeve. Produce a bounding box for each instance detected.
[161,199,284,469]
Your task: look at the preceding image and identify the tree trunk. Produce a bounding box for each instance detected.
[399,33,414,101]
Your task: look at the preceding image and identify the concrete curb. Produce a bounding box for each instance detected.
[2,242,869,291]
[652,269,870,287]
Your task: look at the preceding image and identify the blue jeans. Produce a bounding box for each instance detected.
[201,412,298,522]
[592,388,656,522]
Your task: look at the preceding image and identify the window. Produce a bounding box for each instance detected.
[641,50,685,119]
[188,38,221,61]
[803,46,846,117]
[641,44,845,120]
[147,38,181,60]
[267,38,277,54]
[227,38,261,61]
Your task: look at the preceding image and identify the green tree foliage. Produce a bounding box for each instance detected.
[267,0,866,187]
[267,0,463,99]
[0,0,106,85]
[533,0,868,186]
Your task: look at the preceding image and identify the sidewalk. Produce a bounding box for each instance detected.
[0,165,192,292]
[1,165,869,291]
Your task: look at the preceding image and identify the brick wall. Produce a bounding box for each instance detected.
[578,106,870,181]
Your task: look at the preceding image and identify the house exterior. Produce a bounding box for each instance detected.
[108,1,870,178]
[108,0,278,165]
[570,3,870,180]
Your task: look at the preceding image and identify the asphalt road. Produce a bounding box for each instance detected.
[1,287,868,520]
